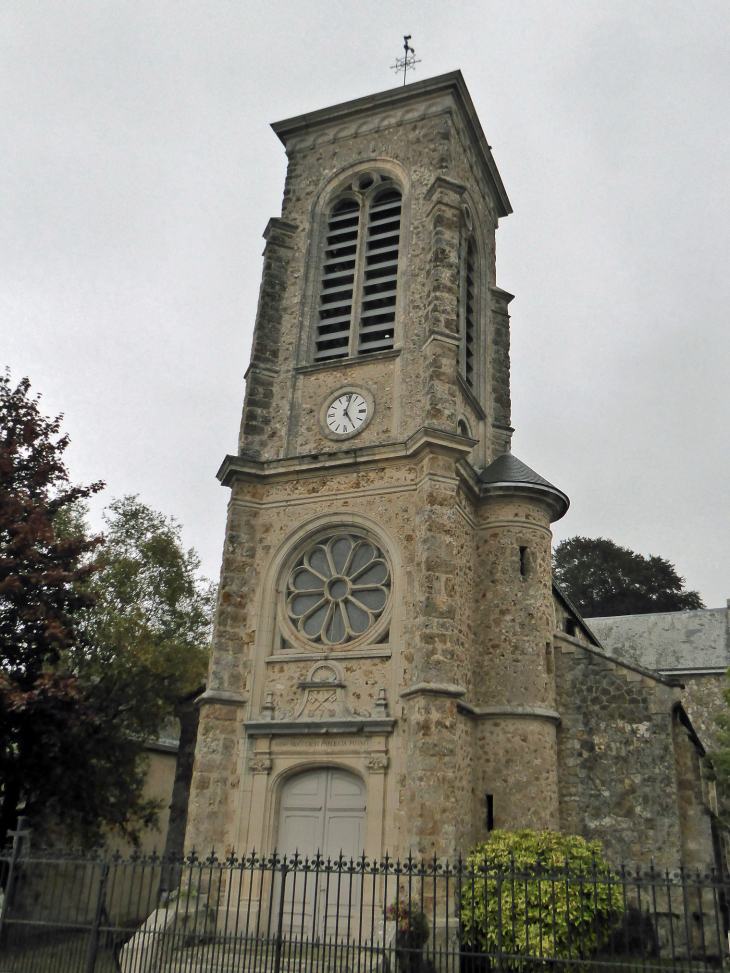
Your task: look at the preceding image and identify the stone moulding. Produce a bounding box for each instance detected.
[216,425,476,487]
[294,348,401,376]
[197,688,249,707]
[243,718,396,736]
[400,682,467,699]
[456,701,561,725]
[478,481,569,523]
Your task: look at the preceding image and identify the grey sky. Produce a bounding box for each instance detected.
[2,1,729,607]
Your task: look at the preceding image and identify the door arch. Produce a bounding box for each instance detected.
[278,767,367,859]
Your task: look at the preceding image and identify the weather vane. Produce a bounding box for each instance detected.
[391,35,421,86]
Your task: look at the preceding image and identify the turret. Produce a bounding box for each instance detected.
[471,452,569,831]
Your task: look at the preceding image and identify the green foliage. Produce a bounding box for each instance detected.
[0,372,215,848]
[0,371,103,687]
[0,371,104,845]
[460,831,623,959]
[706,683,730,820]
[553,536,703,618]
[74,495,214,740]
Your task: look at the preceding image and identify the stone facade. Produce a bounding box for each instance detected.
[186,72,719,871]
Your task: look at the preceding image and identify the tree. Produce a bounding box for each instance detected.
[552,536,704,618]
[0,371,104,846]
[0,372,215,849]
[77,496,213,742]
[73,496,214,855]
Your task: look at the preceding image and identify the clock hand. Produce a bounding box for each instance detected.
[344,394,354,424]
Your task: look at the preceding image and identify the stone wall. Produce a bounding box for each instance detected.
[679,673,726,750]
[555,635,716,868]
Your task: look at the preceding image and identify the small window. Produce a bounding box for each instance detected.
[486,794,494,831]
[314,178,401,363]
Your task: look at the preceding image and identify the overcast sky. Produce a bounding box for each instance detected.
[2,1,729,608]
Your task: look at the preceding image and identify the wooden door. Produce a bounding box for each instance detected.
[277,768,367,938]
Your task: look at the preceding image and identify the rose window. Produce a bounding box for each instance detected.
[286,533,391,646]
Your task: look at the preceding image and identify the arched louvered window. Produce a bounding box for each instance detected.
[315,198,360,362]
[314,178,402,362]
[457,234,477,389]
[463,238,476,387]
[359,188,401,354]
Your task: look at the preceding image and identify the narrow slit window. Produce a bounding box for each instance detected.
[519,546,528,578]
[486,794,494,832]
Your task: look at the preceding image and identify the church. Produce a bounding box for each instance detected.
[184,71,720,871]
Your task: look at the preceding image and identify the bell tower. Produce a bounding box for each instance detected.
[186,72,569,861]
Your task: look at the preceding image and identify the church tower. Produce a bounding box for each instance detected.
[186,71,569,861]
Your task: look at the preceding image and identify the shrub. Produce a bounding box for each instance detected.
[460,830,623,960]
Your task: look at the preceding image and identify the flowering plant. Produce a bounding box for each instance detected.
[385,899,416,932]
[385,893,429,941]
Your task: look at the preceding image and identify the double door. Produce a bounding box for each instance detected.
[276,768,367,938]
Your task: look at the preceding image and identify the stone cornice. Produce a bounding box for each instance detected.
[197,688,249,707]
[457,702,561,724]
[400,682,467,700]
[490,286,515,306]
[244,361,280,381]
[263,217,298,247]
[421,330,460,351]
[244,718,395,737]
[424,175,469,201]
[478,481,569,524]
[217,427,474,487]
[271,71,511,218]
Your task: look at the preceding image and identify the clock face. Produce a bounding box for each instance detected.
[326,393,369,436]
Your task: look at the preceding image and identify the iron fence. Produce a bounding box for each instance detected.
[0,841,728,973]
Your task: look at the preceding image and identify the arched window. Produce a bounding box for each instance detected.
[314,177,402,362]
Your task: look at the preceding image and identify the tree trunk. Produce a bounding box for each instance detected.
[0,776,21,865]
[162,689,202,863]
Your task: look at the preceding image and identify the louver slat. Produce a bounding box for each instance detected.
[316,198,360,361]
[359,189,401,355]
[464,239,476,387]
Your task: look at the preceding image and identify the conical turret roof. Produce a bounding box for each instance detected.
[478,452,569,521]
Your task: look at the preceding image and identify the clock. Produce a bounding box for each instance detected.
[326,392,369,435]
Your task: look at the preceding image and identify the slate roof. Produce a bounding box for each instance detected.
[588,608,730,675]
[479,452,559,489]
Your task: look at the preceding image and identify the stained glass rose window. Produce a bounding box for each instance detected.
[286,533,391,646]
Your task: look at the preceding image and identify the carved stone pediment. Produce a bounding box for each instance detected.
[293,662,351,721]
[244,662,395,737]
